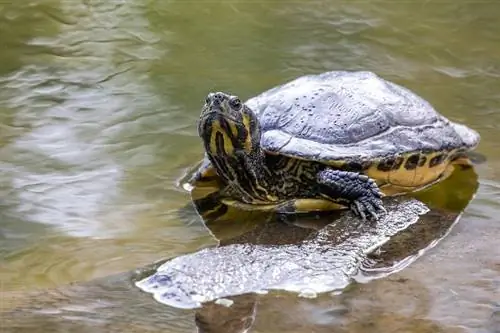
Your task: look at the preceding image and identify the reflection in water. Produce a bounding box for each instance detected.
[195,294,258,333]
[196,277,466,333]
[133,166,479,332]
[2,0,500,332]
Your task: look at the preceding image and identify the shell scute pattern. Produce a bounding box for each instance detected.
[243,71,479,163]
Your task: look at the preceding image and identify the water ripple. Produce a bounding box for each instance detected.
[0,0,175,240]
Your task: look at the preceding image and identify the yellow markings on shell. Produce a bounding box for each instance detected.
[363,158,399,186]
[367,149,465,196]
[209,120,234,156]
[380,163,457,196]
[405,151,446,188]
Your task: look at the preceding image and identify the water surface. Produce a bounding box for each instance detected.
[1,1,500,332]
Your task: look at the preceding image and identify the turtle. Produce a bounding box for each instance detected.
[192,70,480,220]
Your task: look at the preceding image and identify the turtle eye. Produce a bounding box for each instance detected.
[229,97,242,110]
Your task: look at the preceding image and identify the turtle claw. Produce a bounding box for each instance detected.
[348,176,386,221]
[350,194,385,221]
[317,169,387,221]
[352,201,367,221]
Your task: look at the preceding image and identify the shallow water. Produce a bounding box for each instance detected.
[1,1,500,332]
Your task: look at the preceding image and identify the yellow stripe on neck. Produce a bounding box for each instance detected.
[209,120,235,156]
[242,114,254,151]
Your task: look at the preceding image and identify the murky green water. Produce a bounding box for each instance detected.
[1,1,500,332]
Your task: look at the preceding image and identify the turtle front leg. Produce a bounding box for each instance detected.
[317,169,386,220]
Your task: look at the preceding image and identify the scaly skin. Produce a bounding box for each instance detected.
[317,169,385,220]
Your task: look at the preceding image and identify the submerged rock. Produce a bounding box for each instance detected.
[136,197,429,309]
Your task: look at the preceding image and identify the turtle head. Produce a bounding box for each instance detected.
[198,92,271,202]
[198,92,261,158]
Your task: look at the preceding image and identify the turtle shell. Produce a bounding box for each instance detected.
[245,71,480,164]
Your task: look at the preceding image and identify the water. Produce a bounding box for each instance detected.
[136,198,430,309]
[1,0,500,332]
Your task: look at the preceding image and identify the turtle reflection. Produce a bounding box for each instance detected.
[183,164,479,332]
